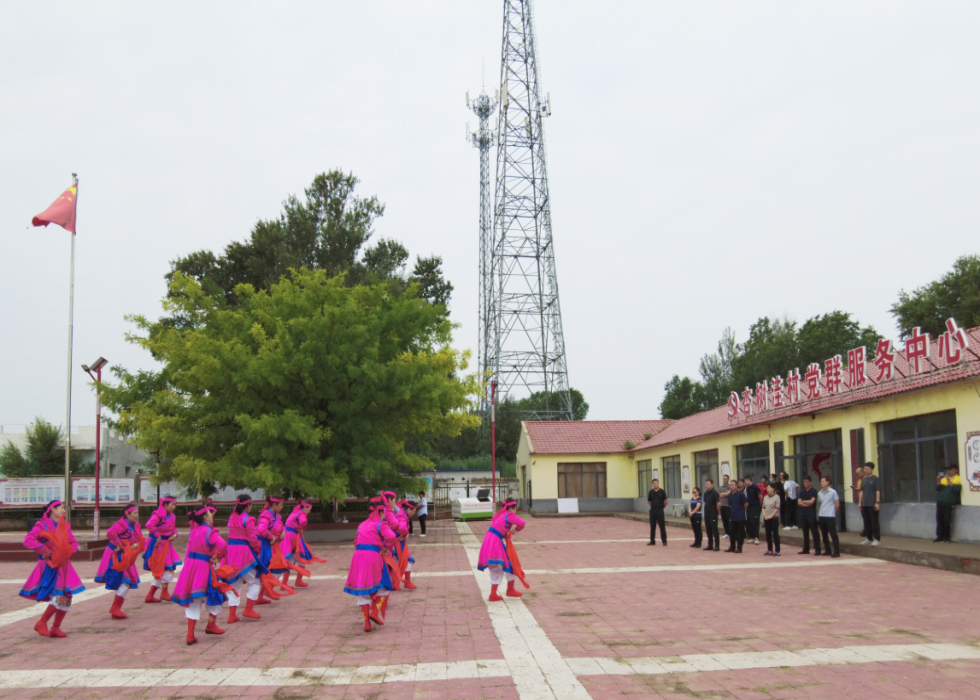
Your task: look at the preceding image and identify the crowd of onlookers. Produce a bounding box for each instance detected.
[647,461,964,556]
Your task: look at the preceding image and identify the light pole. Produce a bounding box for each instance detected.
[82,356,108,539]
[490,380,497,507]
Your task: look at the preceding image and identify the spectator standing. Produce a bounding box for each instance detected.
[935,465,962,543]
[689,487,703,548]
[859,462,881,546]
[817,476,840,558]
[726,482,747,553]
[762,484,781,556]
[719,475,731,540]
[702,479,721,551]
[796,476,820,555]
[780,472,798,530]
[745,476,762,545]
[417,491,428,537]
[647,479,668,546]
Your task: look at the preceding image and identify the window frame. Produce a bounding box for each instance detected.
[876,410,958,504]
[557,462,608,498]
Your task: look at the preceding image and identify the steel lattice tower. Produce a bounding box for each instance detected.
[483,0,573,421]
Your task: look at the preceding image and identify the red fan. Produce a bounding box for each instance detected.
[269,543,310,578]
[295,535,326,564]
[505,531,530,589]
[382,548,403,590]
[112,535,145,572]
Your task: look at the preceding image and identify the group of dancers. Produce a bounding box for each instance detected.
[19,494,323,644]
[19,492,529,642]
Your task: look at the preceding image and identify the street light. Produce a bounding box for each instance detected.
[82,356,108,539]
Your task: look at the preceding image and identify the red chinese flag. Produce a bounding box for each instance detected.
[32,184,77,233]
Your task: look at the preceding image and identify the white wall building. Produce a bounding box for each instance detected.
[0,424,149,478]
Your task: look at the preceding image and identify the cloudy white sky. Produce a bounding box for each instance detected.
[2,1,978,434]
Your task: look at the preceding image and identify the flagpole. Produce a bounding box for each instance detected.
[64,173,77,520]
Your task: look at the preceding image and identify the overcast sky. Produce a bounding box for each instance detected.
[2,1,979,434]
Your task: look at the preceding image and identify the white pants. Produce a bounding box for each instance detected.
[184,598,223,621]
[151,571,174,587]
[225,569,260,607]
[405,562,413,572]
[51,596,72,612]
[115,583,131,599]
[355,590,389,606]
[487,565,515,585]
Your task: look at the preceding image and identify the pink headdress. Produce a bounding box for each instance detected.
[43,500,64,518]
[124,504,139,515]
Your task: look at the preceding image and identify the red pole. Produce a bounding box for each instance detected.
[490,380,497,507]
[94,365,101,539]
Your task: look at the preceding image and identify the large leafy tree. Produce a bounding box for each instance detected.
[892,255,980,338]
[102,270,479,499]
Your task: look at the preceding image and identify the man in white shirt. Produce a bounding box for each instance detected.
[780,472,799,531]
[417,491,428,536]
[817,476,840,558]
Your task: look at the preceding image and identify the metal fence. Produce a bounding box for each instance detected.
[432,478,520,519]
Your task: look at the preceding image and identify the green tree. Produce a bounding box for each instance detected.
[658,376,707,420]
[102,270,479,500]
[698,327,739,407]
[892,255,980,338]
[795,311,881,369]
[0,418,84,477]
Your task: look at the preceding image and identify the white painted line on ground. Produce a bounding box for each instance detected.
[522,558,886,576]
[457,521,592,700]
[2,643,977,688]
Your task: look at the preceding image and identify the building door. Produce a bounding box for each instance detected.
[793,430,845,531]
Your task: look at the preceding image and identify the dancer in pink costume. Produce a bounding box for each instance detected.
[256,495,285,602]
[20,500,85,637]
[220,494,263,622]
[344,496,397,632]
[170,505,227,645]
[281,500,313,589]
[395,500,418,589]
[143,496,182,603]
[477,500,526,601]
[94,504,143,619]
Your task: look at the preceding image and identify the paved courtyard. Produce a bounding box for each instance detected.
[1,515,979,699]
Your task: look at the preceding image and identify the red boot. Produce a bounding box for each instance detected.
[227,606,240,624]
[361,604,372,632]
[281,572,291,588]
[160,584,172,602]
[403,572,417,590]
[255,592,271,605]
[186,619,197,645]
[380,595,390,620]
[144,585,161,603]
[242,598,262,619]
[110,595,128,619]
[294,575,308,588]
[506,580,523,598]
[368,595,384,625]
[49,609,68,638]
[205,614,225,635]
[34,605,56,637]
[489,584,503,602]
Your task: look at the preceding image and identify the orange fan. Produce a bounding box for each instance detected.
[505,531,530,589]
[148,538,171,580]
[41,517,74,570]
[210,566,238,596]
[397,539,409,574]
[259,572,294,599]
[269,544,310,578]
[112,535,145,572]
[296,535,326,564]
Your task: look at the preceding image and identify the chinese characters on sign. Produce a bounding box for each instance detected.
[726,317,971,421]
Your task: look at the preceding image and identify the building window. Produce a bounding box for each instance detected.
[791,431,844,494]
[737,442,770,481]
[694,449,719,491]
[662,455,681,500]
[637,459,652,497]
[877,410,958,503]
[558,462,607,498]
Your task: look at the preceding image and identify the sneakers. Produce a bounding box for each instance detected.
[782,527,791,531]
[792,526,799,530]
[860,539,872,545]
[773,551,781,557]
[871,539,880,546]
[753,538,760,545]
[420,534,427,537]
[764,551,773,556]
[722,534,730,539]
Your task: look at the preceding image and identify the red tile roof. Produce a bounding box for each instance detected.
[633,326,980,450]
[524,420,673,455]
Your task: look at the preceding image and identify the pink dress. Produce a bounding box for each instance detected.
[19,517,86,601]
[281,509,312,562]
[143,507,182,572]
[344,512,397,597]
[477,510,526,573]
[258,508,285,573]
[170,524,227,606]
[395,509,414,566]
[220,511,261,583]
[95,518,143,589]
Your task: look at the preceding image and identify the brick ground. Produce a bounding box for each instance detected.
[1,516,978,699]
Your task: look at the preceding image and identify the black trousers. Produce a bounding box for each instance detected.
[650,510,667,544]
[747,507,761,540]
[936,504,954,541]
[419,514,427,535]
[800,510,820,553]
[860,506,880,541]
[720,506,731,536]
[409,516,414,534]
[690,516,702,546]
[819,516,840,555]
[764,518,781,553]
[728,521,746,551]
[782,498,798,527]
[705,516,719,549]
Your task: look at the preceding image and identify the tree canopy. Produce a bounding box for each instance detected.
[0,418,86,477]
[659,311,881,420]
[102,269,479,499]
[891,255,980,339]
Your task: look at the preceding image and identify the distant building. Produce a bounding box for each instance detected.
[0,424,149,478]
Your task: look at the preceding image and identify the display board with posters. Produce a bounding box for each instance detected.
[966,432,980,491]
[0,478,65,508]
[138,478,267,505]
[71,478,135,506]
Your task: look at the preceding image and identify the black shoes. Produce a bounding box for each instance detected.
[831,552,840,558]
[798,551,809,555]
[647,541,655,546]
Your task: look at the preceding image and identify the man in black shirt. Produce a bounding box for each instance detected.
[796,475,820,555]
[744,476,762,544]
[702,479,721,551]
[647,479,668,545]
